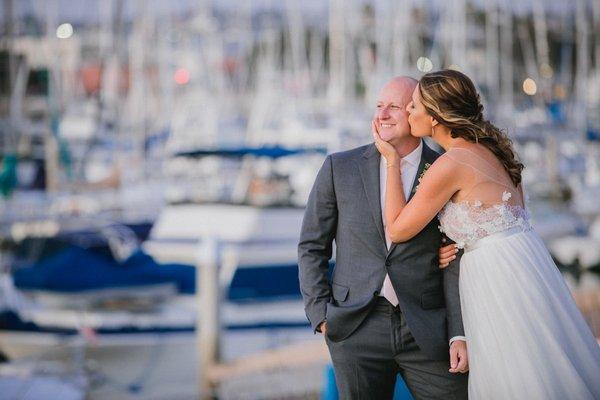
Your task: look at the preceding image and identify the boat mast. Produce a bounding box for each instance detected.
[3,0,18,151]
[448,0,467,69]
[532,0,551,95]
[516,15,543,108]
[328,0,347,110]
[44,0,61,192]
[485,0,500,112]
[574,0,589,135]
[391,0,412,78]
[594,0,600,82]
[498,0,514,122]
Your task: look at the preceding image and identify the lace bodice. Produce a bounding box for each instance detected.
[438,198,531,249]
[429,146,531,248]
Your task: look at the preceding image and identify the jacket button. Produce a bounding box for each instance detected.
[385,260,391,266]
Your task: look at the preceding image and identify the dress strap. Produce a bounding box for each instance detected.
[444,147,518,193]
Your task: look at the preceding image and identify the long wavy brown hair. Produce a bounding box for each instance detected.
[418,69,524,186]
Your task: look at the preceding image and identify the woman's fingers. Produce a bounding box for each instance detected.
[440,252,456,260]
[371,120,379,141]
[371,121,397,160]
[439,243,457,257]
[439,243,458,268]
[371,119,379,136]
[372,121,384,150]
[439,254,457,265]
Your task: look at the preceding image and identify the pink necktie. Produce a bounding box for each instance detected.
[382,230,399,306]
[381,273,399,306]
[380,158,404,307]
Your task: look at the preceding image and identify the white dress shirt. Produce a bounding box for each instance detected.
[378,140,465,345]
[379,140,422,303]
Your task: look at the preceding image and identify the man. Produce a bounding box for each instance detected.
[298,76,468,399]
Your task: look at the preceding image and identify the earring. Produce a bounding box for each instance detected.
[431,126,435,137]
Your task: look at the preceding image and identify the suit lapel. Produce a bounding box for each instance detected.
[387,142,437,256]
[408,145,434,200]
[358,144,386,246]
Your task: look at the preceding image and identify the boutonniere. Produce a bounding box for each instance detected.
[413,163,431,193]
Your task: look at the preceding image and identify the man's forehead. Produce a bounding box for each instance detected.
[377,78,416,103]
[377,91,404,103]
[377,86,409,103]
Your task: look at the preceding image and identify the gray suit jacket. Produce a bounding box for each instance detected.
[298,142,464,361]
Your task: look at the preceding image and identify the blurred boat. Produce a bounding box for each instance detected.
[1,17,334,395]
[0,203,319,399]
[2,1,600,398]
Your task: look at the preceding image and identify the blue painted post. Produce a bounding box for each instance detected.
[321,364,338,400]
[322,364,414,400]
[393,376,414,400]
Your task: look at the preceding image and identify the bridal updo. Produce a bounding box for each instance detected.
[418,69,524,186]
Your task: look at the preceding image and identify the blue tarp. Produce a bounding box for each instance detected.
[0,154,18,197]
[12,246,196,294]
[11,245,309,301]
[175,145,327,159]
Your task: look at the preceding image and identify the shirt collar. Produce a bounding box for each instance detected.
[402,139,423,167]
[379,139,423,169]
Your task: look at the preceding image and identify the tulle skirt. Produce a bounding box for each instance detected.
[460,227,600,400]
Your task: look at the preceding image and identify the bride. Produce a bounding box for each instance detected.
[373,69,600,399]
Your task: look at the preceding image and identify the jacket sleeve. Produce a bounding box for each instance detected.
[443,248,465,340]
[298,155,338,333]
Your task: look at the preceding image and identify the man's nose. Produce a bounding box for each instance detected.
[378,106,390,119]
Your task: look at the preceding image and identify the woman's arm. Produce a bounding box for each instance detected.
[373,130,461,243]
[386,155,460,242]
[383,157,405,231]
[372,122,406,230]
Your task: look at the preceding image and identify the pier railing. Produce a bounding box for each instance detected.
[195,232,306,399]
[573,289,600,340]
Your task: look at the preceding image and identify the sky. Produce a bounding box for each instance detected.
[1,0,581,26]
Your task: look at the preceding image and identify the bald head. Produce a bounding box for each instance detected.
[374,76,419,149]
[380,76,418,106]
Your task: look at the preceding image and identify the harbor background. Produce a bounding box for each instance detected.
[1,1,599,399]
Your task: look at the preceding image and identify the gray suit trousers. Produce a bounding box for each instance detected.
[326,297,468,400]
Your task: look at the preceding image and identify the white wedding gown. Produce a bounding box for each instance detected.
[437,148,600,400]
